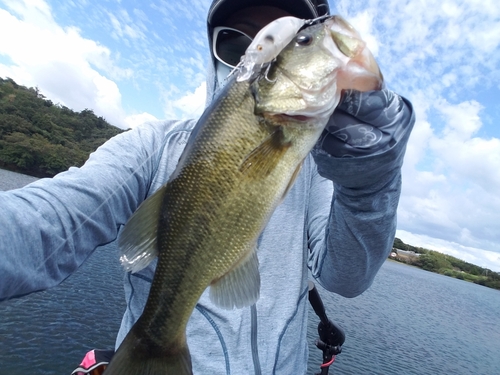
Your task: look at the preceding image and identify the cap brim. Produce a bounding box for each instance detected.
[208,0,323,27]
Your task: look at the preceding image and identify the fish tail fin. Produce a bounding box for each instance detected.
[104,329,192,375]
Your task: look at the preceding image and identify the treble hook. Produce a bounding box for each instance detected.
[263,63,277,83]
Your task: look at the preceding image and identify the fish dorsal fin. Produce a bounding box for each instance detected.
[209,248,260,310]
[118,185,166,273]
[239,127,290,178]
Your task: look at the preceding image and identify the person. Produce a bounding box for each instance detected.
[0,0,415,374]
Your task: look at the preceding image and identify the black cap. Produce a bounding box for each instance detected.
[208,0,331,27]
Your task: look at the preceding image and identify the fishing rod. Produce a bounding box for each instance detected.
[308,281,345,375]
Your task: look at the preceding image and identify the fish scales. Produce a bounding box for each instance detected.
[136,78,302,350]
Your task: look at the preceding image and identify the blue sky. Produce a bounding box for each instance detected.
[1,0,500,271]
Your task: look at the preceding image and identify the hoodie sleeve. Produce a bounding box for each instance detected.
[308,89,415,297]
[0,123,175,301]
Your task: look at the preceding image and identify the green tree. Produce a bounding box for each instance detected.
[0,77,123,177]
[416,251,452,273]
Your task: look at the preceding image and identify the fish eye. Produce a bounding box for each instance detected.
[296,34,313,46]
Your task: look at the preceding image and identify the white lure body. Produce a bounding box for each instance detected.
[237,16,306,81]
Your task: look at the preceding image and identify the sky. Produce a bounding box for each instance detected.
[1,0,499,271]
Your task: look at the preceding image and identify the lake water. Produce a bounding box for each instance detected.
[306,261,500,375]
[1,169,500,374]
[0,168,39,190]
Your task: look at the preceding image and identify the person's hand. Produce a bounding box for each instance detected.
[317,89,410,158]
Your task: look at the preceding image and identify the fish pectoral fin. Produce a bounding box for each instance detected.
[118,184,166,273]
[209,248,260,310]
[239,127,291,178]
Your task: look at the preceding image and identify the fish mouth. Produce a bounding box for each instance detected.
[266,113,317,123]
[280,114,312,122]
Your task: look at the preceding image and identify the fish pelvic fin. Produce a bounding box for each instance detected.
[104,329,192,375]
[210,248,260,310]
[118,185,166,273]
[239,127,290,178]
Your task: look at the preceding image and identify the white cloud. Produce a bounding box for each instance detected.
[398,95,500,254]
[335,0,500,262]
[429,100,500,193]
[0,0,132,128]
[163,82,206,120]
[108,9,146,42]
[1,0,54,29]
[401,92,435,170]
[347,11,379,57]
[437,99,483,140]
[124,112,159,129]
[338,0,500,99]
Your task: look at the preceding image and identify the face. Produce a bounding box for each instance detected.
[213,6,292,89]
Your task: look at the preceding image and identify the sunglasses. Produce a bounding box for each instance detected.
[212,27,253,68]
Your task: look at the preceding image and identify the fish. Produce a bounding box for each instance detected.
[103,15,383,375]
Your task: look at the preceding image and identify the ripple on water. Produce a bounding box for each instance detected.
[307,261,500,375]
[0,243,125,374]
[0,168,39,191]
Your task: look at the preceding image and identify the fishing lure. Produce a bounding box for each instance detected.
[237,15,329,82]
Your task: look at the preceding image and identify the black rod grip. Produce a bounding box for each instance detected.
[308,281,329,325]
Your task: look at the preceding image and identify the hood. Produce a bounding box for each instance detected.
[205,0,331,105]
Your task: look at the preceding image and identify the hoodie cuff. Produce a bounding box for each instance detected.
[312,93,415,188]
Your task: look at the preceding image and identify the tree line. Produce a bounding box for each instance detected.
[393,238,500,290]
[0,77,123,177]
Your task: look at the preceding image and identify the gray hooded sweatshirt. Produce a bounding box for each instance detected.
[0,9,415,375]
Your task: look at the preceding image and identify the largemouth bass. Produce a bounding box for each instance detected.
[104,16,383,375]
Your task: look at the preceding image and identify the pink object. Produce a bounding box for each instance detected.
[79,350,97,368]
[71,348,114,374]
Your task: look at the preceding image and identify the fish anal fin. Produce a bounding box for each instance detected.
[118,184,167,273]
[239,127,290,178]
[209,249,260,310]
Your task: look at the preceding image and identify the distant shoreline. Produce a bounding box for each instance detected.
[387,254,500,291]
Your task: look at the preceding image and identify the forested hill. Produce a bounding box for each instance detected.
[0,77,124,177]
[392,238,500,290]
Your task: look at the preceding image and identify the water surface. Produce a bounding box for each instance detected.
[307,261,500,375]
[2,169,499,374]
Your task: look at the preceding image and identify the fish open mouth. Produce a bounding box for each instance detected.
[264,113,316,125]
[281,114,312,122]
